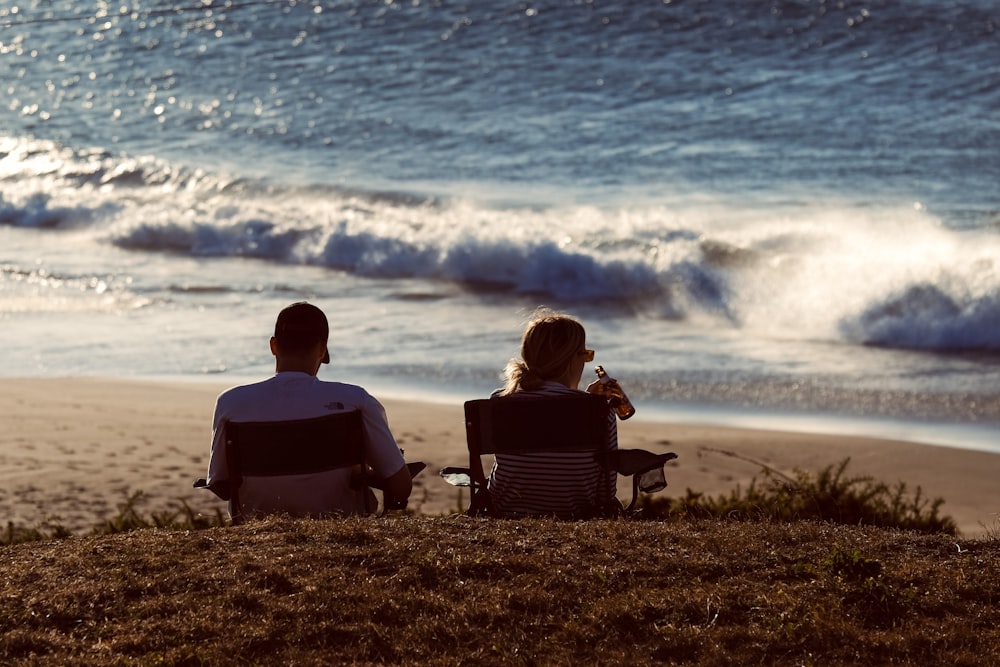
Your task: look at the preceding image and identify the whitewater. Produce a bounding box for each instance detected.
[1,0,998,450]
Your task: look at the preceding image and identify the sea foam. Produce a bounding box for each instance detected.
[4,139,1000,352]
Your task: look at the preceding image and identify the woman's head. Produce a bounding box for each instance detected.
[501,308,588,394]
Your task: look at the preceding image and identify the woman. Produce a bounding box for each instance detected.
[487,308,619,518]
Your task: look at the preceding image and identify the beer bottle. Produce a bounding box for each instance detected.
[594,365,636,420]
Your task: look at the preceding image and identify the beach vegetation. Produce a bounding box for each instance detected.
[1,516,998,665]
[2,520,73,546]
[636,457,958,535]
[0,459,984,663]
[1,493,226,546]
[0,458,956,546]
[98,491,226,534]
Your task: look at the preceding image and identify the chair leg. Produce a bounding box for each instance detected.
[624,475,640,513]
[468,482,483,516]
[230,488,243,525]
[468,483,495,517]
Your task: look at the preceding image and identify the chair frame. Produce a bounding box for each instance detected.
[447,393,677,517]
[224,411,366,522]
[195,410,423,522]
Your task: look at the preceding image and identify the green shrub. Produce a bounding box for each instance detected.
[2,493,226,546]
[636,458,957,535]
[2,520,73,546]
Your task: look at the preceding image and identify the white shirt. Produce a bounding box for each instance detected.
[207,372,405,519]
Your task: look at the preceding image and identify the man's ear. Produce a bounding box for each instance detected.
[269,336,279,356]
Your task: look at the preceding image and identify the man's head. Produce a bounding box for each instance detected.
[270,302,330,372]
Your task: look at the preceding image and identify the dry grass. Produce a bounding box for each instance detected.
[2,515,999,666]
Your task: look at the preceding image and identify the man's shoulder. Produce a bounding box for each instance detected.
[213,375,381,423]
[217,377,274,400]
[312,380,375,404]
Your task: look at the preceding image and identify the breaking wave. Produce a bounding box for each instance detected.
[4,137,1000,352]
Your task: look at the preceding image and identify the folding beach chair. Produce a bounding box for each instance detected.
[440,393,677,517]
[194,410,425,522]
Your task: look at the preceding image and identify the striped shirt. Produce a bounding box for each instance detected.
[487,382,618,518]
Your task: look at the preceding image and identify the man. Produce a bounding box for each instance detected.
[205,302,411,519]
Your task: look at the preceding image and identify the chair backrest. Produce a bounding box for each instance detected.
[225,410,365,477]
[464,393,611,456]
[463,393,612,516]
[224,411,366,521]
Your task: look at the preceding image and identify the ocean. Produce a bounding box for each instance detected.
[2,0,999,450]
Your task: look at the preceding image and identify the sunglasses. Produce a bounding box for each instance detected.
[581,349,595,362]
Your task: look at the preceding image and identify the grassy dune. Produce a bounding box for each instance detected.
[2,461,997,665]
[2,515,999,666]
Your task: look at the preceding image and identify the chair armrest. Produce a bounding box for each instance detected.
[439,466,472,487]
[613,449,678,477]
[365,461,426,490]
[193,477,232,501]
[599,449,678,508]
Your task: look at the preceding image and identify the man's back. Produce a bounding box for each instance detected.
[208,371,406,519]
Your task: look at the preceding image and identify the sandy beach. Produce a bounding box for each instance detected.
[1,377,996,538]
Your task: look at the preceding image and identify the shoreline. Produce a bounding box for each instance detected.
[146,372,1000,455]
[1,376,997,538]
